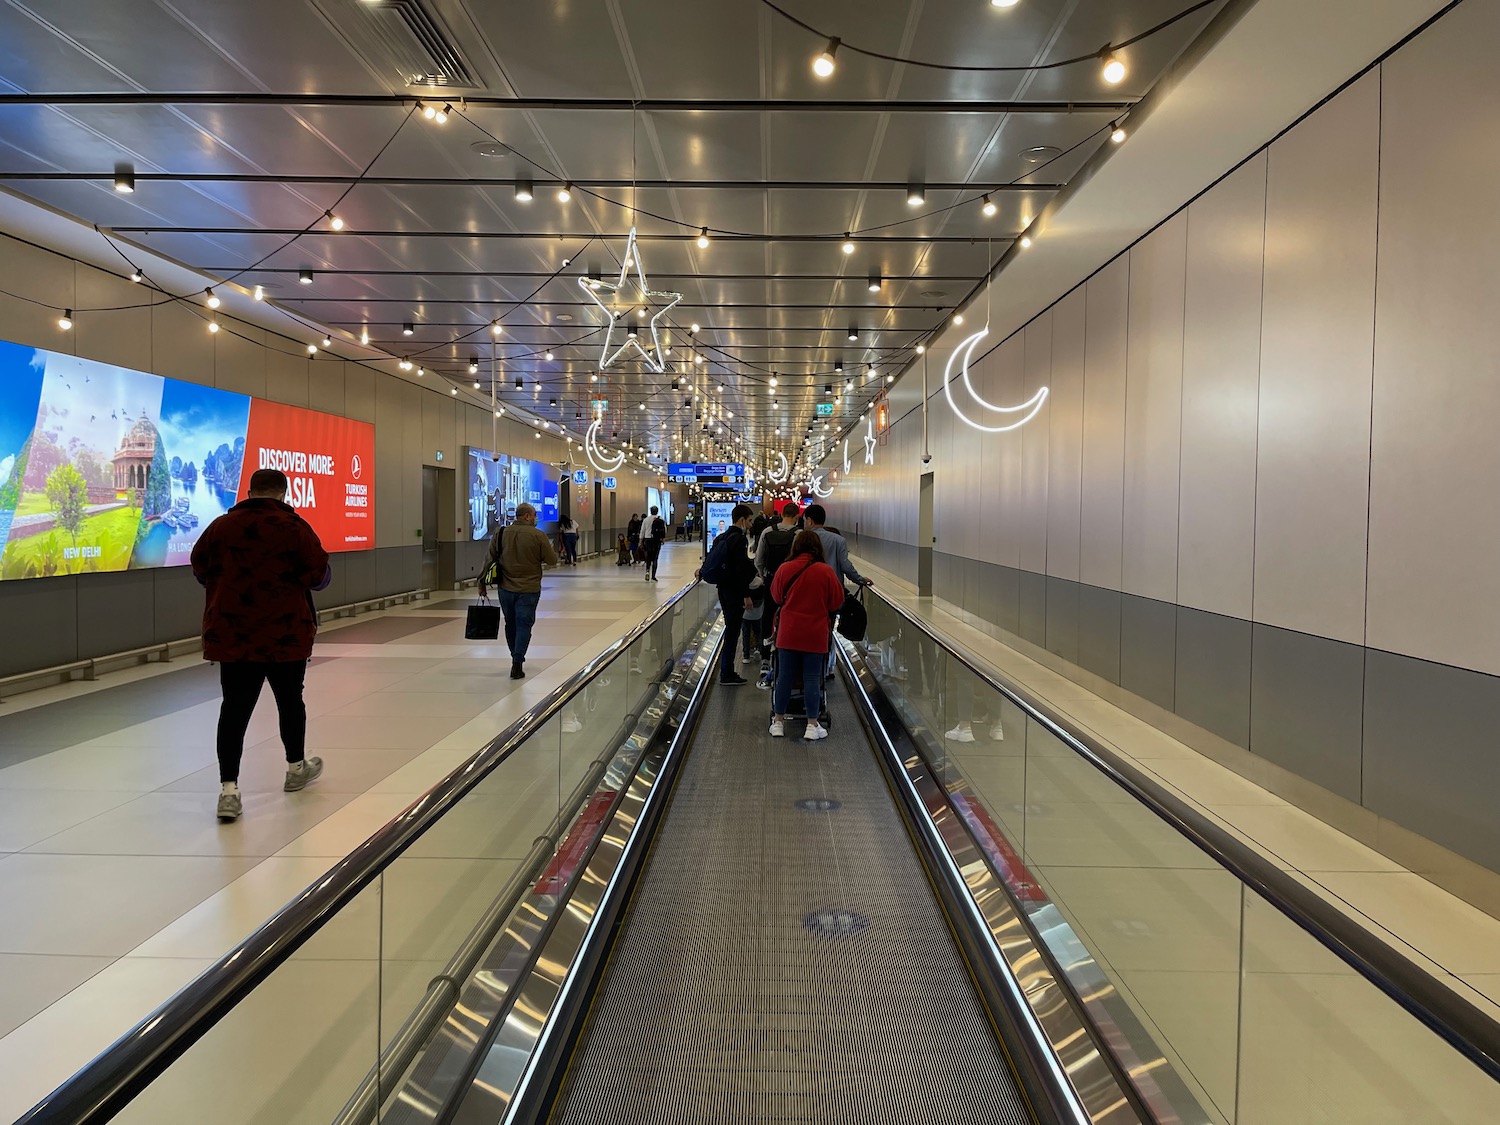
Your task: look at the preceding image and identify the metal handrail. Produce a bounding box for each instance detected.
[864,582,1500,1083]
[16,579,704,1125]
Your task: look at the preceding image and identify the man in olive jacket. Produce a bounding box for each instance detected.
[479,502,560,679]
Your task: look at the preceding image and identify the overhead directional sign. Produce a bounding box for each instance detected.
[666,462,745,484]
[816,402,834,416]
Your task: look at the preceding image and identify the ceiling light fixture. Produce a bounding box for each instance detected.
[468,358,479,374]
[1020,234,1033,248]
[954,313,965,325]
[251,284,263,300]
[113,164,135,193]
[436,103,452,123]
[813,36,840,77]
[419,101,436,120]
[841,234,855,255]
[326,210,344,230]
[1100,49,1126,85]
[868,271,881,293]
[544,350,554,361]
[557,182,572,202]
[981,194,998,217]
[209,319,219,334]
[697,227,710,249]
[130,269,143,283]
[515,180,533,202]
[516,376,524,389]
[402,322,414,336]
[204,288,220,309]
[321,334,333,348]
[307,343,318,354]
[399,359,412,371]
[907,183,925,207]
[1111,122,1127,144]
[298,270,314,285]
[916,342,926,354]
[491,321,503,336]
[847,325,858,342]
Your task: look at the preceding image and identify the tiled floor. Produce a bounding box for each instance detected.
[0,545,699,1123]
[856,554,1500,1122]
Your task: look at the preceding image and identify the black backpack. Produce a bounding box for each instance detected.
[837,588,868,642]
[759,525,796,578]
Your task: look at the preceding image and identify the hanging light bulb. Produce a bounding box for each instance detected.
[399,358,413,371]
[208,318,220,334]
[1020,234,1033,248]
[697,227,710,249]
[360,327,369,345]
[1100,49,1126,85]
[468,358,479,375]
[435,103,452,123]
[544,350,554,362]
[556,182,572,202]
[321,334,333,348]
[307,343,318,354]
[637,306,648,319]
[326,210,344,230]
[813,37,840,78]
[916,342,926,354]
[419,101,436,120]
[954,313,964,325]
[845,379,853,391]
[1111,122,1127,144]
[491,321,503,336]
[981,194,998,218]
[204,288,220,309]
[130,269,143,283]
[690,322,701,334]
[251,284,263,300]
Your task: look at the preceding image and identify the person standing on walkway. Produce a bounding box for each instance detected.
[191,468,331,823]
[697,502,757,685]
[753,500,802,681]
[627,512,642,564]
[803,503,870,678]
[479,501,559,680]
[768,530,846,741]
[559,514,580,566]
[644,505,667,581]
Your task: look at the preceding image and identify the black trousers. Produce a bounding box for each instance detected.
[217,659,308,783]
[719,596,745,680]
[645,539,662,577]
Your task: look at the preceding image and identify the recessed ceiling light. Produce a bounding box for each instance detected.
[1023,145,1062,164]
[470,141,507,158]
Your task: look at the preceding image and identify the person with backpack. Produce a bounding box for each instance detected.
[696,502,757,685]
[643,505,668,581]
[753,501,802,682]
[479,502,559,680]
[769,530,846,741]
[803,503,870,677]
[626,513,643,564]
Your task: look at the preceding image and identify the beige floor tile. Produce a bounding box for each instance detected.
[0,953,114,1039]
[274,794,420,857]
[1139,755,1287,808]
[0,743,207,793]
[0,788,144,851]
[1210,804,1405,874]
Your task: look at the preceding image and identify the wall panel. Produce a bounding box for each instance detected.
[1079,257,1129,590]
[1046,289,1086,581]
[1019,313,1052,574]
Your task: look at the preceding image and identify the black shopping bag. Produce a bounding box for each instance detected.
[465,601,501,640]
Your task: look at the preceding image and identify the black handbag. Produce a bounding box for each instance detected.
[465,601,501,640]
[837,587,868,642]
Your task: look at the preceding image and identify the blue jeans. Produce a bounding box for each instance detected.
[562,533,578,564]
[498,589,541,661]
[774,649,824,720]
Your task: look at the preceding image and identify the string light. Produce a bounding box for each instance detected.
[1020,234,1033,248]
[1111,122,1128,143]
[130,269,143,283]
[113,164,135,193]
[557,182,572,202]
[544,350,554,361]
[307,342,318,354]
[841,234,855,255]
[321,334,332,348]
[208,319,220,334]
[204,288,220,309]
[954,313,964,325]
[419,101,436,120]
[991,0,1019,6]
[697,227,710,249]
[436,103,452,123]
[813,37,840,77]
[916,342,926,354]
[981,194,997,217]
[1101,49,1126,85]
[399,358,413,371]
[491,321,503,336]
[690,322,701,334]
[468,358,479,374]
[326,211,344,230]
[252,284,264,300]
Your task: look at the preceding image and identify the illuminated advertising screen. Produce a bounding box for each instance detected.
[466,446,558,541]
[0,340,373,581]
[705,500,736,552]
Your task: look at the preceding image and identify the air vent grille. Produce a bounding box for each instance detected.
[351,0,477,88]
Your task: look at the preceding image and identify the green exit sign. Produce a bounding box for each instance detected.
[816,402,834,416]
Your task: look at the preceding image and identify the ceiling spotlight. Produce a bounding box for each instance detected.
[516,376,524,389]
[841,233,855,255]
[981,194,998,218]
[1020,234,1033,248]
[402,322,414,336]
[868,271,881,293]
[321,334,333,348]
[697,227,710,249]
[468,358,479,374]
[813,36,840,78]
[847,325,858,342]
[544,350,554,361]
[1100,49,1126,85]
[907,183,925,207]
[299,269,314,285]
[130,269,143,283]
[515,180,533,203]
[326,211,344,231]
[113,164,135,193]
[556,182,572,202]
[834,360,844,373]
[627,322,639,338]
[204,288,220,309]
[1111,122,1127,144]
[491,321,503,336]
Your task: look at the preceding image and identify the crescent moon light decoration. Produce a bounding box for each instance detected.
[943,326,1049,433]
[768,451,789,484]
[584,418,625,473]
[843,439,851,474]
[809,472,834,498]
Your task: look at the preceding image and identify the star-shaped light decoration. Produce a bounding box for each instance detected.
[578,227,682,374]
[863,418,877,465]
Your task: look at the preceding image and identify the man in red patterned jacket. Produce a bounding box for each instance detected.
[192,468,332,822]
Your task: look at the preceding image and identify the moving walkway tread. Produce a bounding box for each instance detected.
[544,670,1034,1125]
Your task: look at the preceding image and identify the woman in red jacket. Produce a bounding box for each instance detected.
[769,530,847,741]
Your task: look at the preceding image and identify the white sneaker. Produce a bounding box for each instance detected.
[944,724,975,743]
[561,714,582,734]
[989,721,1005,741]
[804,723,829,742]
[769,718,785,738]
[283,756,324,791]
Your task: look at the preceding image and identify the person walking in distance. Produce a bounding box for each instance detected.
[626,512,642,565]
[697,502,757,685]
[769,531,846,741]
[643,504,668,581]
[191,468,331,823]
[753,501,802,683]
[479,502,559,680]
[559,513,580,566]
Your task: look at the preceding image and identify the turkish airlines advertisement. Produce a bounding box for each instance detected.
[0,339,375,581]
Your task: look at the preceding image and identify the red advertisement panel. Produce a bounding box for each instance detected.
[240,400,374,552]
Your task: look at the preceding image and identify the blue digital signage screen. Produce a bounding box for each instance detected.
[466,447,559,540]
